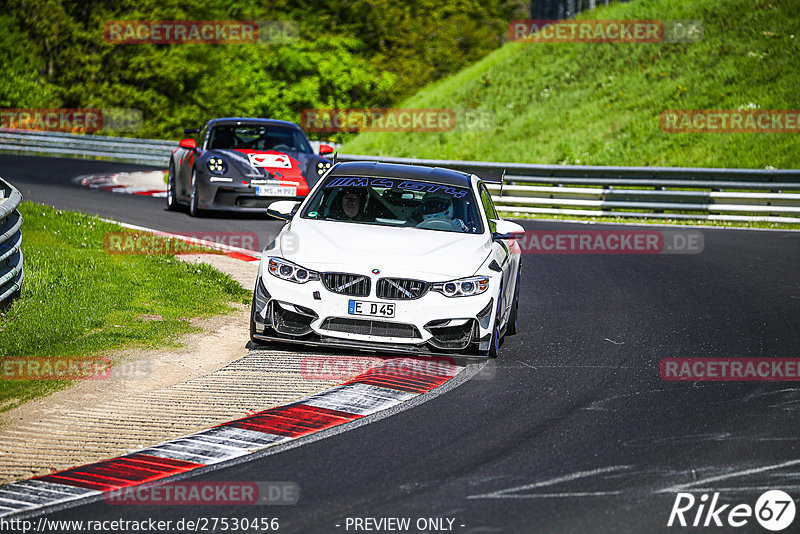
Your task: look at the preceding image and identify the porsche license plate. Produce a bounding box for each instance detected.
[348,300,396,318]
[255,185,296,197]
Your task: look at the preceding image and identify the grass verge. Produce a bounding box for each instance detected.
[342,0,799,169]
[0,202,250,413]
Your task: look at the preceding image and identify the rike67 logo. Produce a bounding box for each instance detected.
[668,491,796,531]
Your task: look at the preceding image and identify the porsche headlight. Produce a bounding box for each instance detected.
[316,161,332,175]
[267,257,319,284]
[207,156,227,175]
[432,276,489,297]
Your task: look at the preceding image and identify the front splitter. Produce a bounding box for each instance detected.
[251,333,487,359]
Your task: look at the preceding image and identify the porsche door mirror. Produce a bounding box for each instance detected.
[178,138,197,150]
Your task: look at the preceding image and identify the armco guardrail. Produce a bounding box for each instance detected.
[0,130,798,224]
[0,177,23,306]
[0,129,336,167]
[337,154,800,224]
[0,129,174,166]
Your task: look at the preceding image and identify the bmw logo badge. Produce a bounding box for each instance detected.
[372,268,381,274]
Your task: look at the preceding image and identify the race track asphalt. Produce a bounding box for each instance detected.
[3,154,799,533]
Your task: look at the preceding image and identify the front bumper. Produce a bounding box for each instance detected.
[251,271,497,356]
[196,178,308,211]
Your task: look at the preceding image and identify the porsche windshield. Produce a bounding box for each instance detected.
[301,176,483,234]
[206,125,312,153]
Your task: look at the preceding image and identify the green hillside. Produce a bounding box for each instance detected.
[343,0,800,168]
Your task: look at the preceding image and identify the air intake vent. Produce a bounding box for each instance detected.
[376,278,429,300]
[321,318,421,339]
[269,301,316,337]
[425,319,476,350]
[322,272,370,296]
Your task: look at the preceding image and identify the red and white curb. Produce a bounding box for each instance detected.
[0,358,462,517]
[81,173,263,262]
[76,171,167,198]
[100,219,261,262]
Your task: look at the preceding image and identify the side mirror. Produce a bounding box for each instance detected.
[179,138,197,150]
[267,200,301,221]
[184,128,201,134]
[491,219,525,241]
[319,144,334,156]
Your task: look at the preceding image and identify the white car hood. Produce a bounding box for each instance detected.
[279,218,491,279]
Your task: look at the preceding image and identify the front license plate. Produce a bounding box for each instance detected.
[348,300,396,318]
[255,185,296,197]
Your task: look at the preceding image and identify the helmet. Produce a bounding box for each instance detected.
[339,187,367,219]
[420,194,454,221]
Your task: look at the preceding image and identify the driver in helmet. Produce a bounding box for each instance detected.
[420,194,454,222]
[418,193,469,231]
[338,187,368,220]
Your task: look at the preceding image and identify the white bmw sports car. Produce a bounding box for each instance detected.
[250,162,524,357]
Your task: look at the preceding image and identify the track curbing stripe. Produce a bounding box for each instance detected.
[97,218,261,262]
[0,357,464,517]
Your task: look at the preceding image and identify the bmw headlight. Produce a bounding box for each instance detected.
[316,161,332,175]
[207,156,227,175]
[267,257,319,284]
[432,276,489,297]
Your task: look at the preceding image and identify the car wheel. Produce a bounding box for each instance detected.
[505,265,521,336]
[166,163,177,211]
[488,283,504,358]
[189,169,201,217]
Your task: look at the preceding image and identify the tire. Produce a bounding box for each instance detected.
[189,169,201,217]
[166,163,177,211]
[488,283,504,358]
[505,265,521,336]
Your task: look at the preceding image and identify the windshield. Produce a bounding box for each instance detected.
[301,176,483,234]
[206,124,312,153]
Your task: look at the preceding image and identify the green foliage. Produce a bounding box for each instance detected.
[0,14,60,107]
[344,0,800,168]
[1,0,527,140]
